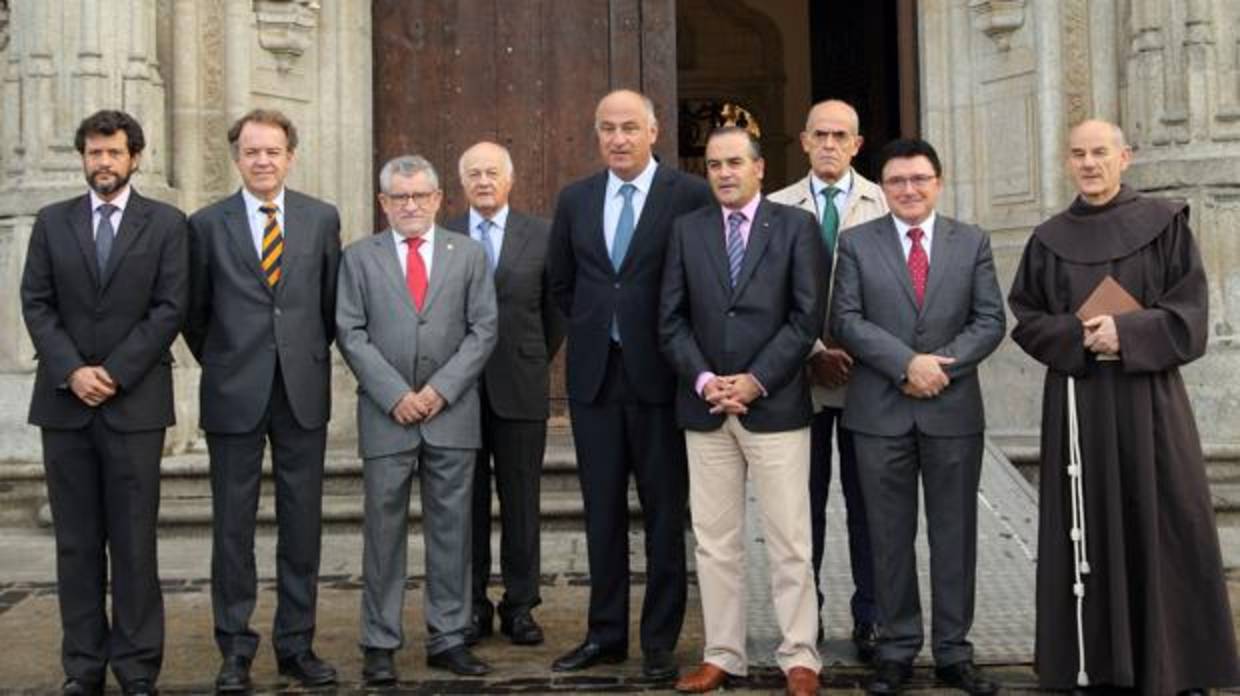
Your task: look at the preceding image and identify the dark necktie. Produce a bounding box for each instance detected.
[259,203,283,286]
[405,236,428,310]
[95,203,117,274]
[907,226,928,308]
[726,211,746,286]
[820,186,840,258]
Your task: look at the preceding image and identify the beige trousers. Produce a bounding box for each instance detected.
[685,416,821,675]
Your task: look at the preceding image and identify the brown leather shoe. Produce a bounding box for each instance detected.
[674,663,729,693]
[785,666,820,696]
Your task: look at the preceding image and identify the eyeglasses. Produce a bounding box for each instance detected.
[383,190,439,206]
[882,174,937,190]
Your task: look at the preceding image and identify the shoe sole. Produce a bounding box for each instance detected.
[551,653,628,672]
[277,671,337,688]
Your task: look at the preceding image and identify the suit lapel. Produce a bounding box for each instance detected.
[223,192,272,295]
[921,216,954,311]
[422,226,456,312]
[585,174,611,272]
[495,212,530,292]
[699,207,732,295]
[275,192,306,303]
[730,200,772,301]
[70,195,100,288]
[620,166,672,274]
[100,193,151,290]
[876,215,918,309]
[374,232,417,314]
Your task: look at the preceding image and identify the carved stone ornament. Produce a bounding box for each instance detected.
[969,0,1027,51]
[254,0,320,71]
[0,1,9,53]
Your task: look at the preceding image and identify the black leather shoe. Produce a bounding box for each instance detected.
[867,660,912,695]
[427,645,492,676]
[121,679,157,696]
[551,641,628,672]
[641,649,678,680]
[465,605,494,646]
[214,655,252,693]
[500,612,545,646]
[852,622,879,664]
[362,647,398,686]
[277,650,337,687]
[62,678,103,696]
[934,661,998,695]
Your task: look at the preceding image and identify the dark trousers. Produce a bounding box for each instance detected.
[470,386,546,620]
[42,419,165,687]
[853,429,982,667]
[207,371,327,660]
[568,343,688,652]
[809,407,877,625]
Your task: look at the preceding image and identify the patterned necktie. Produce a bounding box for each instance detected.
[611,183,637,271]
[259,203,283,287]
[405,236,428,310]
[726,211,746,286]
[477,219,497,270]
[95,203,117,274]
[820,186,840,258]
[907,226,928,308]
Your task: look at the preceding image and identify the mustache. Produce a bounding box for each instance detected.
[87,168,133,196]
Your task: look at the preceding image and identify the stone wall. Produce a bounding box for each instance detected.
[921,0,1240,447]
[0,0,372,459]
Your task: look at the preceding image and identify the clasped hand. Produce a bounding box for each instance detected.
[703,373,762,415]
[69,365,116,407]
[1082,314,1120,355]
[391,385,445,425]
[901,353,955,399]
[809,347,853,388]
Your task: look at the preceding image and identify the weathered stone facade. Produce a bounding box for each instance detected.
[0,0,1235,461]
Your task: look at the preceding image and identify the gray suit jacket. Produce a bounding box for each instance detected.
[336,226,498,458]
[185,189,341,433]
[829,213,1005,437]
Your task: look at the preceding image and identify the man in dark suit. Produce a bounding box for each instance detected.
[21,110,188,696]
[660,127,826,696]
[547,89,713,679]
[183,109,341,691]
[829,139,1005,695]
[445,141,564,648]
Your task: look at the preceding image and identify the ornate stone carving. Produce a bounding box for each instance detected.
[1061,0,1090,126]
[969,0,1026,51]
[254,0,319,72]
[0,1,9,53]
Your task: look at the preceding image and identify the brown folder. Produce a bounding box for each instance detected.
[1075,275,1142,321]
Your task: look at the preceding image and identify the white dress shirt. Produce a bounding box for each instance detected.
[241,187,287,259]
[809,169,852,225]
[392,226,436,278]
[89,186,131,239]
[468,205,509,265]
[893,211,936,264]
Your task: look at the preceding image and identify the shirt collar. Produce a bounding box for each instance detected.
[893,210,936,239]
[607,157,658,196]
[90,185,132,214]
[469,205,509,232]
[242,187,286,217]
[393,225,436,248]
[722,193,762,222]
[810,169,853,199]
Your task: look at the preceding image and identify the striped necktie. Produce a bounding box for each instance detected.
[259,203,283,287]
[726,211,746,286]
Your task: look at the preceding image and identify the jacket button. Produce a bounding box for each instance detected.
[274,308,282,316]
[613,282,620,289]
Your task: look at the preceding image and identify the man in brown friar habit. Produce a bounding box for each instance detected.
[1008,118,1240,695]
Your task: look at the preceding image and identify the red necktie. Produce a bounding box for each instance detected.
[907,227,928,308]
[404,237,427,310]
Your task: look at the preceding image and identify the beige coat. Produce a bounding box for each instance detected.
[768,170,887,410]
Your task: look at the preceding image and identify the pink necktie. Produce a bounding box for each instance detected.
[405,237,427,310]
[907,227,928,308]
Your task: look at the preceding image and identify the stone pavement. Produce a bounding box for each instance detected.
[0,442,1234,694]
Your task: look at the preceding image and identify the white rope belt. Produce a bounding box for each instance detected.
[1066,376,1091,686]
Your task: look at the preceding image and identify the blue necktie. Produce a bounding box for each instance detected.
[96,203,117,274]
[477,219,497,270]
[726,211,746,286]
[611,183,637,271]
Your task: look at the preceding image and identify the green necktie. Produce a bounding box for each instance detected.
[820,186,840,257]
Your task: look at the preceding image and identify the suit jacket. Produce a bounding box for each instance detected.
[829,213,1005,437]
[336,226,498,458]
[660,199,827,432]
[768,170,888,410]
[21,190,189,431]
[444,209,564,420]
[184,189,341,433]
[548,164,713,404]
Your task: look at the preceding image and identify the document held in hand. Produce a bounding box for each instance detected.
[1075,275,1142,321]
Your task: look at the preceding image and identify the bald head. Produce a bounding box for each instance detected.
[1067,118,1131,206]
[458,141,514,217]
[800,99,863,183]
[595,89,659,180]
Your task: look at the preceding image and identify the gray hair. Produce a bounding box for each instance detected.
[379,154,439,193]
[457,142,514,181]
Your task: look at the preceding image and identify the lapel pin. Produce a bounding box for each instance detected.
[447,243,454,250]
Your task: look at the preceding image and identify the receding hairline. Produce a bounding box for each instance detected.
[595,89,659,128]
[1070,119,1127,149]
[457,141,514,179]
[805,99,860,135]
